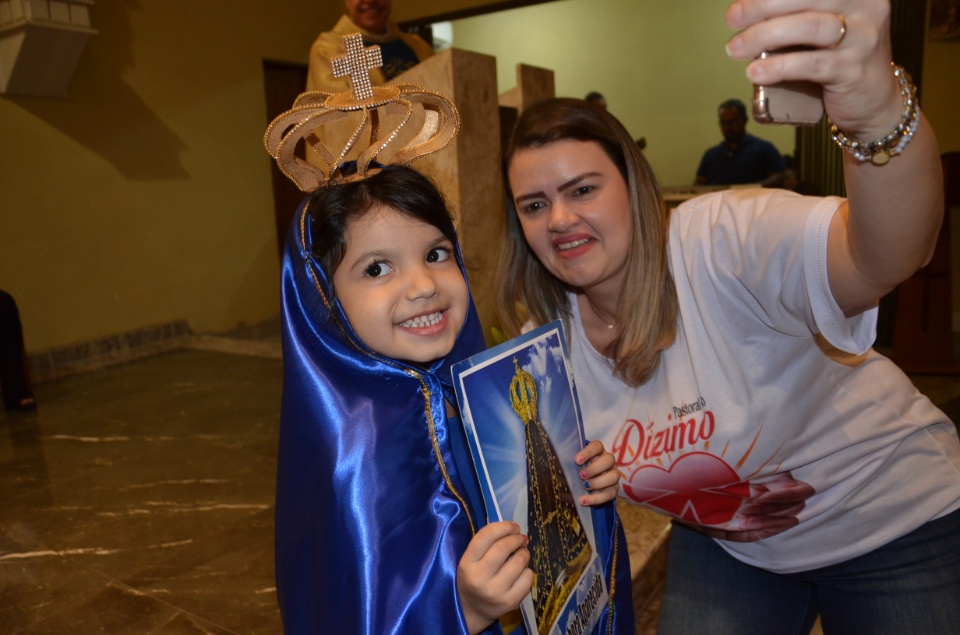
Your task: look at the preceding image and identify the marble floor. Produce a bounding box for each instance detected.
[1,339,284,634]
[2,327,959,634]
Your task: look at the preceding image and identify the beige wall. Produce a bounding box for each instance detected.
[3,0,956,353]
[449,0,798,187]
[449,0,960,186]
[0,1,337,351]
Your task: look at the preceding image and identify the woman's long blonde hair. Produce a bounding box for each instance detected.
[497,98,678,387]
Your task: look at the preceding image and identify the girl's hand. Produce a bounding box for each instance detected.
[457,521,534,635]
[576,440,622,506]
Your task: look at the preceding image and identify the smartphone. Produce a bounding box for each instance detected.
[752,50,824,126]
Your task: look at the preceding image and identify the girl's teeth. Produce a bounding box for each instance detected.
[400,312,442,328]
[558,238,589,250]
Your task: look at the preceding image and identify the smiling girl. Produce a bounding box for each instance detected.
[274,165,635,634]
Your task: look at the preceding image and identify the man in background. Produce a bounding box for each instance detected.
[307,0,433,93]
[695,98,786,187]
[0,289,36,413]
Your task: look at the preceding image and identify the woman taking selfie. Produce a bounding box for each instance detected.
[497,1,960,633]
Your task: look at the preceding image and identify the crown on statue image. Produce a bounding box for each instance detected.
[264,33,460,191]
[510,358,539,425]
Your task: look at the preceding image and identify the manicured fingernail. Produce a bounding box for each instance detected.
[580,470,587,479]
[581,496,588,505]
[583,481,591,490]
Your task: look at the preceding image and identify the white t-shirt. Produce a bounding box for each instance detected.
[569,189,960,574]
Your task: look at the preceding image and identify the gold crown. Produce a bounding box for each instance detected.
[510,358,539,425]
[264,33,460,191]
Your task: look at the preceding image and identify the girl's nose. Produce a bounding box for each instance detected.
[406,266,439,300]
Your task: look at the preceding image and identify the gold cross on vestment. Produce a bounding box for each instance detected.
[331,33,382,101]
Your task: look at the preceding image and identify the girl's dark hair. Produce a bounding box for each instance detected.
[307,165,457,278]
[497,98,677,387]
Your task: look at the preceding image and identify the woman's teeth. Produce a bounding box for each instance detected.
[558,238,589,251]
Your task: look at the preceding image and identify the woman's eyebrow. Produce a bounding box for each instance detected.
[514,173,602,203]
[556,173,602,193]
[514,189,547,204]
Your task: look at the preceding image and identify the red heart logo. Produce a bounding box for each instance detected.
[623,452,750,526]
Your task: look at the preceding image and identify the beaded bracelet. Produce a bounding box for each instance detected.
[828,63,919,166]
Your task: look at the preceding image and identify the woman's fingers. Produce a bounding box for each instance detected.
[727,10,851,61]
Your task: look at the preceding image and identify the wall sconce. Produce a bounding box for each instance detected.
[0,0,97,97]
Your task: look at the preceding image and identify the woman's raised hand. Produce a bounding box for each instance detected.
[724,0,901,143]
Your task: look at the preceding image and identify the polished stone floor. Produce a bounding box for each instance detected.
[1,343,284,634]
[2,330,959,634]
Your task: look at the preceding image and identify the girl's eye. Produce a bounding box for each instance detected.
[426,247,451,263]
[363,261,393,278]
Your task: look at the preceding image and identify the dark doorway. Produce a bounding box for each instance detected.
[263,59,309,258]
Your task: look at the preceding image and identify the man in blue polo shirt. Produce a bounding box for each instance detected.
[695,99,786,187]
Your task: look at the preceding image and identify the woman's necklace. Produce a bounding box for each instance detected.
[587,298,617,331]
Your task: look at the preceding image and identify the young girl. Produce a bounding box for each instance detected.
[275,164,635,634]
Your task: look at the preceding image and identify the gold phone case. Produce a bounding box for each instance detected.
[752,51,824,126]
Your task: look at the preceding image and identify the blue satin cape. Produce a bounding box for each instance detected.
[275,196,635,634]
